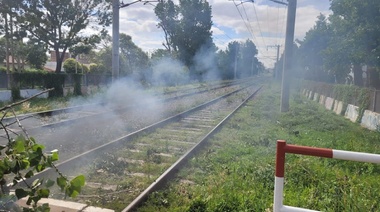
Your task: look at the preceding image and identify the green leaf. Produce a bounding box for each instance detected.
[32,144,45,152]
[57,176,67,191]
[67,175,85,198]
[51,150,59,162]
[20,159,30,169]
[25,170,34,178]
[15,188,29,199]
[39,203,51,212]
[45,179,55,188]
[31,179,42,188]
[70,175,85,188]
[36,164,45,172]
[68,188,80,198]
[14,137,26,153]
[37,188,50,198]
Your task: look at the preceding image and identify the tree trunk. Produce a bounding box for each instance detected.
[4,13,12,89]
[368,67,380,89]
[9,13,16,72]
[353,63,363,86]
[55,49,62,73]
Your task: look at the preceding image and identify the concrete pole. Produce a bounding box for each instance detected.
[234,44,238,79]
[280,0,297,112]
[275,45,280,79]
[112,0,120,82]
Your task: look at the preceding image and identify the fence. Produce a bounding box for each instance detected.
[0,73,111,89]
[274,140,380,212]
[302,81,380,113]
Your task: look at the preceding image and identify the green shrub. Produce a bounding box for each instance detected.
[43,73,66,98]
[73,74,82,96]
[82,64,89,73]
[11,86,21,101]
[63,58,83,74]
[0,66,7,73]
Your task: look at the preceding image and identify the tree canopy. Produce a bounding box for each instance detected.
[296,0,380,87]
[155,0,214,77]
[16,0,112,73]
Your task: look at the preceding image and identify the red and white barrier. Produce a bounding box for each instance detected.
[274,140,380,212]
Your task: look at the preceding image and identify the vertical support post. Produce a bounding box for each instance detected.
[234,44,239,79]
[274,140,286,212]
[280,0,297,112]
[275,45,280,80]
[112,0,120,82]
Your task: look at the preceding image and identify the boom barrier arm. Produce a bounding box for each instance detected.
[274,140,380,212]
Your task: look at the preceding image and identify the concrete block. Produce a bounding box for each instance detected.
[313,93,319,101]
[361,110,380,131]
[325,97,334,110]
[319,95,325,105]
[345,104,359,122]
[308,91,313,99]
[333,100,343,115]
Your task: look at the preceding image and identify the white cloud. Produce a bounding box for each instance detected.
[97,1,332,68]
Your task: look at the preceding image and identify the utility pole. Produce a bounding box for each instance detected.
[267,44,281,79]
[280,0,297,112]
[112,0,120,82]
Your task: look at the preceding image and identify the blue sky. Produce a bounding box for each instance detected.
[111,0,332,68]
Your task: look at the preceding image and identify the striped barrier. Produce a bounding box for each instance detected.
[274,140,380,212]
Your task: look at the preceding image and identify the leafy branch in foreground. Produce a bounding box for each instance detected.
[0,89,85,211]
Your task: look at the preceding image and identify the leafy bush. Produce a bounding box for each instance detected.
[0,66,7,73]
[89,63,109,74]
[63,58,83,74]
[82,64,89,73]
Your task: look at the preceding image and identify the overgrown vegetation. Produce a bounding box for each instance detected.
[138,83,380,211]
[303,80,372,122]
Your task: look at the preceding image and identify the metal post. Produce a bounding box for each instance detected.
[112,0,120,82]
[280,0,297,112]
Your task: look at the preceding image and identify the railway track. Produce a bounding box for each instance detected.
[16,81,263,211]
[1,78,251,136]
[1,79,256,164]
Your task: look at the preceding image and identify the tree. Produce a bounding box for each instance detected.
[155,0,179,53]
[239,39,258,77]
[17,0,112,73]
[296,14,333,82]
[26,40,48,70]
[63,58,83,74]
[327,0,380,87]
[177,0,213,68]
[154,0,214,75]
[0,37,6,64]
[119,33,149,78]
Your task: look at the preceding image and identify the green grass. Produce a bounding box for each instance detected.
[137,82,380,212]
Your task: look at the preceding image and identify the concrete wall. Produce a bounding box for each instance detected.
[0,89,48,102]
[303,89,380,131]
